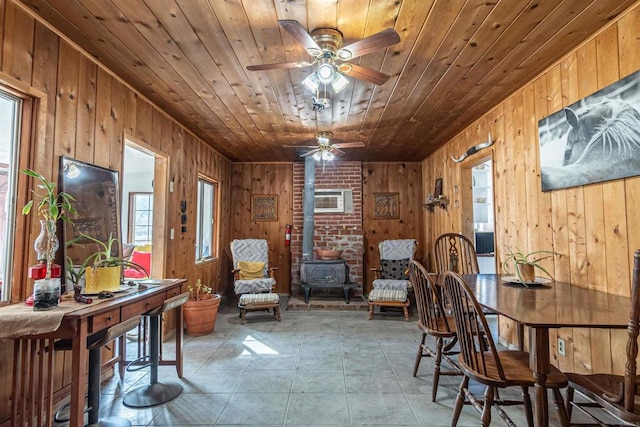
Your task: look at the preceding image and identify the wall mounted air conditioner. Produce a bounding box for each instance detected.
[314,189,353,213]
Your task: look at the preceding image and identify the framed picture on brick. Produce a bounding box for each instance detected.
[251,194,278,221]
[373,192,399,219]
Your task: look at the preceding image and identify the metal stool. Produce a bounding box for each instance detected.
[123,292,190,408]
[54,315,142,427]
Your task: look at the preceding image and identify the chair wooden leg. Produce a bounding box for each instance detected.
[552,388,570,427]
[432,337,444,402]
[565,385,574,421]
[274,306,281,322]
[368,304,374,320]
[240,308,246,325]
[521,386,534,427]
[482,385,495,427]
[452,376,468,427]
[413,333,426,377]
[403,305,409,321]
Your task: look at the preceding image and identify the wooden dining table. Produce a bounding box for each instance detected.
[459,274,631,427]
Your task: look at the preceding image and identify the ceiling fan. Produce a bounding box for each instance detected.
[246,20,400,89]
[284,132,365,160]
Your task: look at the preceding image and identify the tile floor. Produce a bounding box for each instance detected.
[57,298,587,426]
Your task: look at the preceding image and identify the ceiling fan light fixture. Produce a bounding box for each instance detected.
[317,135,330,145]
[337,49,352,60]
[317,61,335,84]
[302,72,320,93]
[312,151,322,161]
[331,72,350,93]
[322,151,335,161]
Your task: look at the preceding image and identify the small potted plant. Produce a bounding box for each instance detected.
[21,169,76,309]
[317,244,344,260]
[502,246,559,283]
[183,279,221,336]
[67,233,148,293]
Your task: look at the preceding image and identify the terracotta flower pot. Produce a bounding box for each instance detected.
[183,293,221,336]
[317,249,343,260]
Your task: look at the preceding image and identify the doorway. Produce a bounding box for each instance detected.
[121,139,168,278]
[471,159,496,273]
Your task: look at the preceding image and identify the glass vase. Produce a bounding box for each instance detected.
[33,219,59,279]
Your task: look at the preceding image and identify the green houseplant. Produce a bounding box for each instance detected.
[183,279,220,336]
[317,243,344,260]
[502,246,559,283]
[21,169,76,309]
[67,233,148,293]
[21,169,76,276]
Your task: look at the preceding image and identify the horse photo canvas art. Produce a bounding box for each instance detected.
[538,70,640,192]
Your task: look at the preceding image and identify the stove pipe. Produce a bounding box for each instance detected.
[302,156,315,260]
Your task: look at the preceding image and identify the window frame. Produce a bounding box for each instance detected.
[127,192,153,245]
[195,175,219,263]
[0,82,35,304]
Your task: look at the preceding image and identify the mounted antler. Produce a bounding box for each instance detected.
[451,134,494,163]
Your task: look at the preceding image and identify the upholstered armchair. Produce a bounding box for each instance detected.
[230,239,280,324]
[368,239,417,321]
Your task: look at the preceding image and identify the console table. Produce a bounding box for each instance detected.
[0,278,186,427]
[300,259,358,303]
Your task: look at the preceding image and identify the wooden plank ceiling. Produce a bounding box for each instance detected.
[17,0,636,162]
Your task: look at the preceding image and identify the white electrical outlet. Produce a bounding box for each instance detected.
[558,338,566,356]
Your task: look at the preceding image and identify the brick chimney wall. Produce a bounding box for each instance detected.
[291,161,364,297]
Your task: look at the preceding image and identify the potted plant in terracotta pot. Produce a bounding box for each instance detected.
[183,279,221,336]
[502,246,559,284]
[317,244,343,260]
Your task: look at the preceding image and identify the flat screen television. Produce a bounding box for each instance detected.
[475,232,494,254]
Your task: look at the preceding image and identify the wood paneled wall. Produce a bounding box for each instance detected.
[362,162,424,293]
[229,162,424,296]
[0,0,232,421]
[230,163,293,294]
[422,3,640,375]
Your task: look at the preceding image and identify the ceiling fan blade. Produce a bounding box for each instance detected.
[336,28,400,60]
[278,20,322,56]
[282,144,319,148]
[300,148,321,157]
[333,142,365,149]
[338,64,390,85]
[247,61,312,71]
[329,147,346,156]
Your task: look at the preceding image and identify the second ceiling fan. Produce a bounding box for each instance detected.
[246,20,400,89]
[284,132,365,159]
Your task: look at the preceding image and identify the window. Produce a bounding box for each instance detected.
[196,177,218,262]
[0,91,22,301]
[128,192,153,245]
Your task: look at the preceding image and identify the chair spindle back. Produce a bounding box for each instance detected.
[409,260,453,334]
[443,271,505,383]
[434,233,479,274]
[624,249,640,411]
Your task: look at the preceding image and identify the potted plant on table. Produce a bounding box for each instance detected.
[183,279,221,336]
[21,169,76,309]
[67,233,148,294]
[502,246,559,284]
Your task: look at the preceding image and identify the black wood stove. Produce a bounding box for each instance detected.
[300,259,356,303]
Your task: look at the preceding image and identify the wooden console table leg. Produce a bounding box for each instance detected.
[70,321,89,427]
